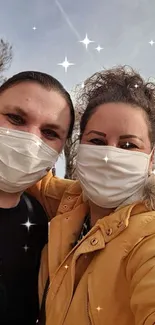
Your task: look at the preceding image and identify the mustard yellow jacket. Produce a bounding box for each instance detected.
[29,174,155,325]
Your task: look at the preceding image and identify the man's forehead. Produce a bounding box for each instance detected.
[0,81,65,104]
[0,83,68,114]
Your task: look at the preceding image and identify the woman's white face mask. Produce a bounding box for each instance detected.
[76,144,153,208]
[0,127,59,193]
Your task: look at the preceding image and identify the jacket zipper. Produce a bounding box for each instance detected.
[86,293,91,325]
[40,225,101,324]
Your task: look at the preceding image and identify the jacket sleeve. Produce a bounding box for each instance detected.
[126,234,155,325]
[26,172,74,220]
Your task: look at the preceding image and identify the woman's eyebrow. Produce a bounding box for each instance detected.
[119,134,143,142]
[86,131,144,142]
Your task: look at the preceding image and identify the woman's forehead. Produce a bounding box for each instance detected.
[84,103,149,135]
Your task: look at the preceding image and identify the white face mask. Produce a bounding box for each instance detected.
[0,127,59,193]
[76,144,152,208]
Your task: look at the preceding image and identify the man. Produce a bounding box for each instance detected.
[0,71,74,325]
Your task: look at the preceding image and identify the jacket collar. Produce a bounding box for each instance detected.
[50,199,149,265]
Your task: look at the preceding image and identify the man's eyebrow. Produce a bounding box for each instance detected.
[42,123,66,135]
[3,105,66,134]
[3,105,28,117]
[86,130,107,137]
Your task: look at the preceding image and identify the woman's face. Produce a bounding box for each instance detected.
[81,102,152,155]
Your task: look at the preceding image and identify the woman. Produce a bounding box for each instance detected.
[30,66,155,325]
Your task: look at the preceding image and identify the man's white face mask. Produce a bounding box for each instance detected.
[76,144,152,208]
[0,127,59,193]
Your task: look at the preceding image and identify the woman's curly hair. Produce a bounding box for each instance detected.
[77,65,155,147]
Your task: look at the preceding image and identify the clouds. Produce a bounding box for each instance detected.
[1,0,155,176]
[1,0,155,87]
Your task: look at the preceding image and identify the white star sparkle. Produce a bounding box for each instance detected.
[126,142,130,147]
[21,218,36,231]
[23,245,29,252]
[103,155,109,163]
[81,82,85,88]
[64,265,69,269]
[32,26,37,30]
[58,56,75,72]
[80,34,94,49]
[95,45,103,52]
[149,40,155,46]
[134,84,139,88]
[36,140,41,146]
[96,306,102,312]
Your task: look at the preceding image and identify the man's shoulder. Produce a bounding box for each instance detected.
[27,173,82,219]
[45,176,82,199]
[28,173,81,200]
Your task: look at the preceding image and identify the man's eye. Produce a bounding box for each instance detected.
[42,129,60,139]
[6,114,25,125]
[89,138,105,145]
[120,142,138,149]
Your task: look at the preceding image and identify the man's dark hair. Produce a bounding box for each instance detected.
[79,65,155,147]
[0,71,75,138]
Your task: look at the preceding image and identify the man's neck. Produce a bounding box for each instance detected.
[0,190,22,208]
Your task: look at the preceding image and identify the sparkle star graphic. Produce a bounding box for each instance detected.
[32,26,37,30]
[21,218,36,231]
[81,82,85,88]
[64,265,69,269]
[134,84,139,88]
[149,40,155,46]
[95,45,103,52]
[96,306,102,312]
[80,34,94,49]
[23,245,29,252]
[103,155,109,163]
[36,140,41,146]
[58,56,75,72]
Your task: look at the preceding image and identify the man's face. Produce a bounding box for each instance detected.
[0,81,71,152]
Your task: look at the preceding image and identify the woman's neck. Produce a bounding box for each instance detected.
[0,190,21,208]
[89,201,114,227]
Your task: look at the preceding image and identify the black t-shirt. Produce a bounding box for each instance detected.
[0,193,48,325]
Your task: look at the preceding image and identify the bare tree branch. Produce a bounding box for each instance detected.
[64,84,84,179]
[0,39,13,84]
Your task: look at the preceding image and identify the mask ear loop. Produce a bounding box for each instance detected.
[147,148,155,176]
[142,147,155,210]
[142,173,155,210]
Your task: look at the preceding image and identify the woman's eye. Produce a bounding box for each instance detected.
[120,142,138,149]
[42,129,59,140]
[6,114,25,125]
[89,138,105,146]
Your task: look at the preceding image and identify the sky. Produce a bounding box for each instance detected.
[0,0,155,177]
